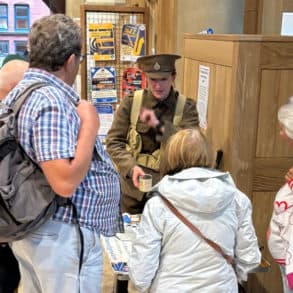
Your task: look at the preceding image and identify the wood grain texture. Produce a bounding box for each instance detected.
[155,0,177,53]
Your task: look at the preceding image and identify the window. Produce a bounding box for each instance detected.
[14,5,29,31]
[0,4,8,31]
[14,41,27,56]
[0,41,9,55]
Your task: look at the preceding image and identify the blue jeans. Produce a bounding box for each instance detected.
[11,219,103,293]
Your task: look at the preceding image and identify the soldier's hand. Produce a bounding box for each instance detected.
[132,165,145,188]
[140,107,159,128]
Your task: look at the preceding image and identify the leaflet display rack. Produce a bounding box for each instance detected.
[80,4,149,103]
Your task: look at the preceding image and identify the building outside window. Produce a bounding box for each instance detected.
[0,40,9,55]
[0,1,50,67]
[14,4,29,31]
[0,4,8,31]
[14,40,26,56]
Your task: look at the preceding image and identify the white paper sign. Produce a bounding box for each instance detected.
[281,13,293,36]
[95,104,114,143]
[196,65,210,129]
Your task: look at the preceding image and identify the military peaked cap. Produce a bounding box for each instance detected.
[137,54,181,78]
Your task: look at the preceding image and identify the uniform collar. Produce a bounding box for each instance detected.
[143,87,177,108]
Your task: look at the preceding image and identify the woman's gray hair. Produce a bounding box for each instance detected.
[28,14,82,72]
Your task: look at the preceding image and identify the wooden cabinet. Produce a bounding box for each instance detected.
[181,33,293,293]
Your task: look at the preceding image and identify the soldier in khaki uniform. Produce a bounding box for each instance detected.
[106,54,199,214]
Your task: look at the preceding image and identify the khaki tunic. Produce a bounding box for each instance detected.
[106,87,199,213]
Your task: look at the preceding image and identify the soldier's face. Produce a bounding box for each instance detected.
[147,74,175,100]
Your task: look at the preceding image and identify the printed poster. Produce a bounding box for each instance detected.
[91,66,117,103]
[95,104,114,143]
[88,23,115,61]
[196,65,210,129]
[121,67,146,99]
[121,24,146,62]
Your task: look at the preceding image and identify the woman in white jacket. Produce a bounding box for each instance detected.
[267,97,293,292]
[128,128,261,293]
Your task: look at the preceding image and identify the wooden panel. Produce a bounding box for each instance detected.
[260,43,293,68]
[284,0,293,11]
[155,0,177,53]
[253,158,292,191]
[243,0,260,34]
[205,64,234,173]
[181,58,199,100]
[183,39,234,67]
[261,0,283,34]
[243,11,258,34]
[245,0,259,11]
[248,191,282,293]
[256,69,293,157]
[228,42,262,195]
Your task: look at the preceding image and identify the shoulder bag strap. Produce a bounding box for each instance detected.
[160,194,234,265]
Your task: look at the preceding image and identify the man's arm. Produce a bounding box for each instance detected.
[40,100,99,197]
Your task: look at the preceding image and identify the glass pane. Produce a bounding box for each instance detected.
[0,5,7,17]
[0,18,7,29]
[15,42,26,52]
[16,19,28,29]
[0,42,9,54]
[15,6,28,17]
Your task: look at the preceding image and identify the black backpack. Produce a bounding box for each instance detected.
[0,82,68,242]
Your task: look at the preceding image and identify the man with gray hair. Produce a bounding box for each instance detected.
[1,14,123,293]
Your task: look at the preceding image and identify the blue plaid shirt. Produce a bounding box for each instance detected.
[2,69,123,236]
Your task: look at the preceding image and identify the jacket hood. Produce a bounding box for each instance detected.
[153,167,237,214]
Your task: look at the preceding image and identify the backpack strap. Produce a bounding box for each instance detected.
[173,94,186,127]
[11,82,48,114]
[130,89,144,127]
[10,81,85,272]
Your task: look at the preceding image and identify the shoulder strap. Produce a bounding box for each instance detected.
[160,194,234,265]
[12,82,48,114]
[130,89,144,127]
[173,94,186,126]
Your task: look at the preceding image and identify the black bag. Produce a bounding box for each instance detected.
[0,82,67,242]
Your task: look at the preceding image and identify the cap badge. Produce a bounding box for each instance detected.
[153,62,161,71]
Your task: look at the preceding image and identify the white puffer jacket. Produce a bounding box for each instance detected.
[128,167,261,293]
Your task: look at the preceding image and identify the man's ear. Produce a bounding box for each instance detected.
[64,53,76,71]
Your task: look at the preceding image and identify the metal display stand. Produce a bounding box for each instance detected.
[80,4,149,104]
